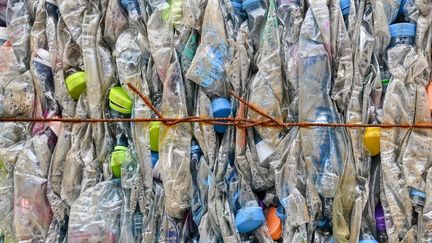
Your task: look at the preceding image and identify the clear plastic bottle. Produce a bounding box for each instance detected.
[190,141,204,225]
[398,0,415,21]
[0,26,7,45]
[242,0,266,46]
[410,188,425,237]
[388,23,416,48]
[132,209,143,242]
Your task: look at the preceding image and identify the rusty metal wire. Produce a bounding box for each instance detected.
[0,82,431,129]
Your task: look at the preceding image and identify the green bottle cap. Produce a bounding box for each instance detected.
[381,79,390,85]
[65,71,87,100]
[150,121,161,152]
[109,86,133,114]
[110,145,128,178]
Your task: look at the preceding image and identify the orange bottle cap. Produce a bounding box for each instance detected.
[266,207,282,240]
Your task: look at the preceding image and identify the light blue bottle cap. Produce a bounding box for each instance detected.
[231,0,243,9]
[359,240,378,243]
[242,0,261,11]
[211,97,231,133]
[151,152,159,168]
[410,189,426,199]
[191,143,202,155]
[340,0,350,16]
[235,206,265,233]
[389,23,416,38]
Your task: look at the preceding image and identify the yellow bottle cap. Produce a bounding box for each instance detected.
[109,86,133,114]
[363,127,380,156]
[150,121,161,152]
[110,145,127,178]
[65,71,87,100]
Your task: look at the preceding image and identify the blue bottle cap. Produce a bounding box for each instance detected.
[340,0,350,16]
[359,240,379,243]
[211,97,231,133]
[410,188,426,199]
[242,0,261,10]
[389,23,416,38]
[151,152,159,168]
[231,0,243,9]
[235,206,265,233]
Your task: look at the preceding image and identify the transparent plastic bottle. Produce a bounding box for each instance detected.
[190,141,204,225]
[242,0,266,46]
[410,188,425,236]
[0,26,7,45]
[132,210,143,242]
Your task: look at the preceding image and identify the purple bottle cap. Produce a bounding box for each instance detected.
[375,203,386,232]
[258,200,265,210]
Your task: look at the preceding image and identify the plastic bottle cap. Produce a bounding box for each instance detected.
[426,81,432,112]
[65,72,87,101]
[410,189,426,199]
[109,86,133,114]
[211,97,231,133]
[149,121,161,152]
[340,0,350,16]
[363,127,380,156]
[242,0,260,10]
[231,1,243,9]
[389,23,416,38]
[266,207,282,240]
[235,206,265,233]
[375,203,386,231]
[191,143,202,155]
[359,240,378,243]
[255,139,274,162]
[382,79,390,86]
[151,151,159,168]
[111,145,128,178]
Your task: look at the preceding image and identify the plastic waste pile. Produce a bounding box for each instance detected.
[0,0,432,242]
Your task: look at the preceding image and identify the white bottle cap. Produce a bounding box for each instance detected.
[255,139,274,162]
